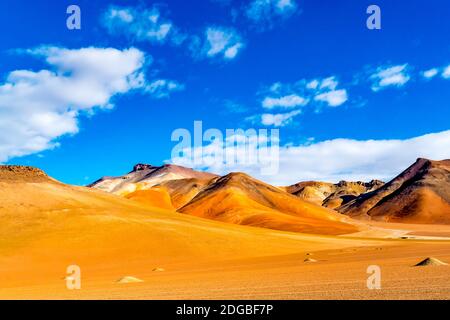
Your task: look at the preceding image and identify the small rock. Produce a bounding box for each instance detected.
[414,257,448,267]
[116,276,144,283]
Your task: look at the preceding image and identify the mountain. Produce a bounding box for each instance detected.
[88,164,218,196]
[157,177,216,209]
[179,172,359,235]
[286,180,384,209]
[338,158,450,224]
[88,164,358,234]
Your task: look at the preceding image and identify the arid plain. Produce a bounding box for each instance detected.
[0,159,449,299]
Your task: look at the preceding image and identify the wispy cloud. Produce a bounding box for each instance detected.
[422,68,439,80]
[249,76,348,127]
[419,64,450,80]
[262,94,307,109]
[102,5,180,45]
[196,27,245,60]
[102,5,245,62]
[259,110,301,126]
[262,77,349,108]
[245,0,299,29]
[369,64,411,91]
[310,77,348,107]
[314,89,348,107]
[145,79,185,98]
[442,65,450,79]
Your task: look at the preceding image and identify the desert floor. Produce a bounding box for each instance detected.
[1,222,449,300]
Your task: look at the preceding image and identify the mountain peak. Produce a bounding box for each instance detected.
[132,164,156,172]
[0,165,49,182]
[90,163,218,194]
[222,172,252,181]
[416,158,450,168]
[179,170,358,236]
[339,158,450,223]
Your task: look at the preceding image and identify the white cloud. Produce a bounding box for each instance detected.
[370,64,411,91]
[0,47,149,162]
[306,79,319,90]
[145,79,185,98]
[203,27,244,60]
[108,8,134,23]
[422,68,439,79]
[260,110,301,126]
[442,65,450,79]
[262,76,348,109]
[262,94,307,109]
[318,77,339,90]
[252,76,348,126]
[224,43,244,59]
[314,89,348,107]
[174,130,450,185]
[102,5,176,44]
[246,0,298,27]
[276,0,296,11]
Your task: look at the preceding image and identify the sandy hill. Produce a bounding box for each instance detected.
[286,180,384,209]
[339,158,450,224]
[88,164,218,196]
[124,187,175,210]
[156,177,216,209]
[179,172,358,235]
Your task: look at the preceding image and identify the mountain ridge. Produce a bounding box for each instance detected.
[338,158,450,223]
[178,171,359,235]
[285,179,384,209]
[88,163,218,195]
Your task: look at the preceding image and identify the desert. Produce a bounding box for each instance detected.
[0,159,449,300]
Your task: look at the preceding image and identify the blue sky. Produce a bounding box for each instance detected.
[1,0,450,185]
